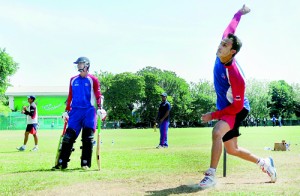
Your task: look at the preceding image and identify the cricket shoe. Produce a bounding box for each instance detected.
[156,145,164,149]
[51,160,68,171]
[51,164,67,171]
[31,147,39,152]
[81,166,90,170]
[199,169,216,189]
[260,157,277,183]
[16,146,25,151]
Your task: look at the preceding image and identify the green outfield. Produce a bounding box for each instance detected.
[0,126,300,195]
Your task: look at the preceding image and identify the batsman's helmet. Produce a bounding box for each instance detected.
[74,57,90,65]
[74,57,90,71]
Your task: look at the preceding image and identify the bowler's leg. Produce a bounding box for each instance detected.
[224,137,258,163]
[199,120,230,189]
[210,120,230,168]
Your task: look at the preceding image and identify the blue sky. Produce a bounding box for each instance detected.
[1,0,299,87]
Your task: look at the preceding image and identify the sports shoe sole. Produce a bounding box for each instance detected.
[51,167,60,171]
[199,183,216,189]
[268,157,277,183]
[16,147,25,151]
[51,167,67,171]
[199,176,216,189]
[82,166,90,170]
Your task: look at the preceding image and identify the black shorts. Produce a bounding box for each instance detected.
[26,124,38,134]
[222,108,249,142]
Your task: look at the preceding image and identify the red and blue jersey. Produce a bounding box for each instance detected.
[65,74,101,111]
[24,102,38,124]
[211,10,250,120]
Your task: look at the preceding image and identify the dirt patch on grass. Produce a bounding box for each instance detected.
[29,171,297,196]
[28,147,300,196]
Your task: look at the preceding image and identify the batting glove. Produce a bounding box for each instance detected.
[62,111,69,122]
[97,109,107,120]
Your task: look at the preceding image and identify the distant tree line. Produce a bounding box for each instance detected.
[95,67,300,127]
[0,48,299,127]
[0,48,19,115]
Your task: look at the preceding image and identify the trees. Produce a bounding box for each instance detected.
[94,67,300,127]
[160,71,191,123]
[189,80,216,123]
[2,47,300,125]
[104,72,145,125]
[268,80,295,118]
[94,70,114,95]
[137,66,191,124]
[0,48,19,113]
[136,72,164,126]
[291,83,300,118]
[246,79,271,119]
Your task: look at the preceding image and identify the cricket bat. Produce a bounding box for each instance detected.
[96,117,102,171]
[55,121,67,166]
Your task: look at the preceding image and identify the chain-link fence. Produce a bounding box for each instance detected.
[0,112,117,130]
[0,112,26,130]
[0,112,299,130]
[0,112,64,130]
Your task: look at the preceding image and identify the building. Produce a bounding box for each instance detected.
[3,86,68,130]
[5,86,68,115]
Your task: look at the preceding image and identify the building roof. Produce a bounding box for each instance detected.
[5,86,68,96]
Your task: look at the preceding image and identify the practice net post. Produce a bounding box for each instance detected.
[223,146,227,177]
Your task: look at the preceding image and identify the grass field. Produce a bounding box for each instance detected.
[0,126,300,195]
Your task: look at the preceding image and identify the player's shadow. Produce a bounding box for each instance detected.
[0,151,22,154]
[9,167,88,174]
[145,184,202,196]
[133,147,159,151]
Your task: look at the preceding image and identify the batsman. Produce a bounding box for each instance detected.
[52,56,104,170]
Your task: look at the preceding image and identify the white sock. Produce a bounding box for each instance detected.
[209,168,216,174]
[256,158,265,167]
[22,145,26,149]
[35,145,38,148]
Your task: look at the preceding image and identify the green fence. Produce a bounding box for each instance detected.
[1,112,299,130]
[0,112,116,130]
[0,112,25,130]
[0,112,65,130]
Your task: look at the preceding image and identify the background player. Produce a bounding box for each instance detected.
[156,92,171,149]
[17,95,39,152]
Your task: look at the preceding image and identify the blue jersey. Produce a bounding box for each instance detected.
[214,58,250,111]
[66,74,101,111]
[158,101,171,122]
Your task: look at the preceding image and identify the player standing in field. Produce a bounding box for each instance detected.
[52,56,102,170]
[156,92,171,149]
[17,95,39,152]
[200,5,277,188]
